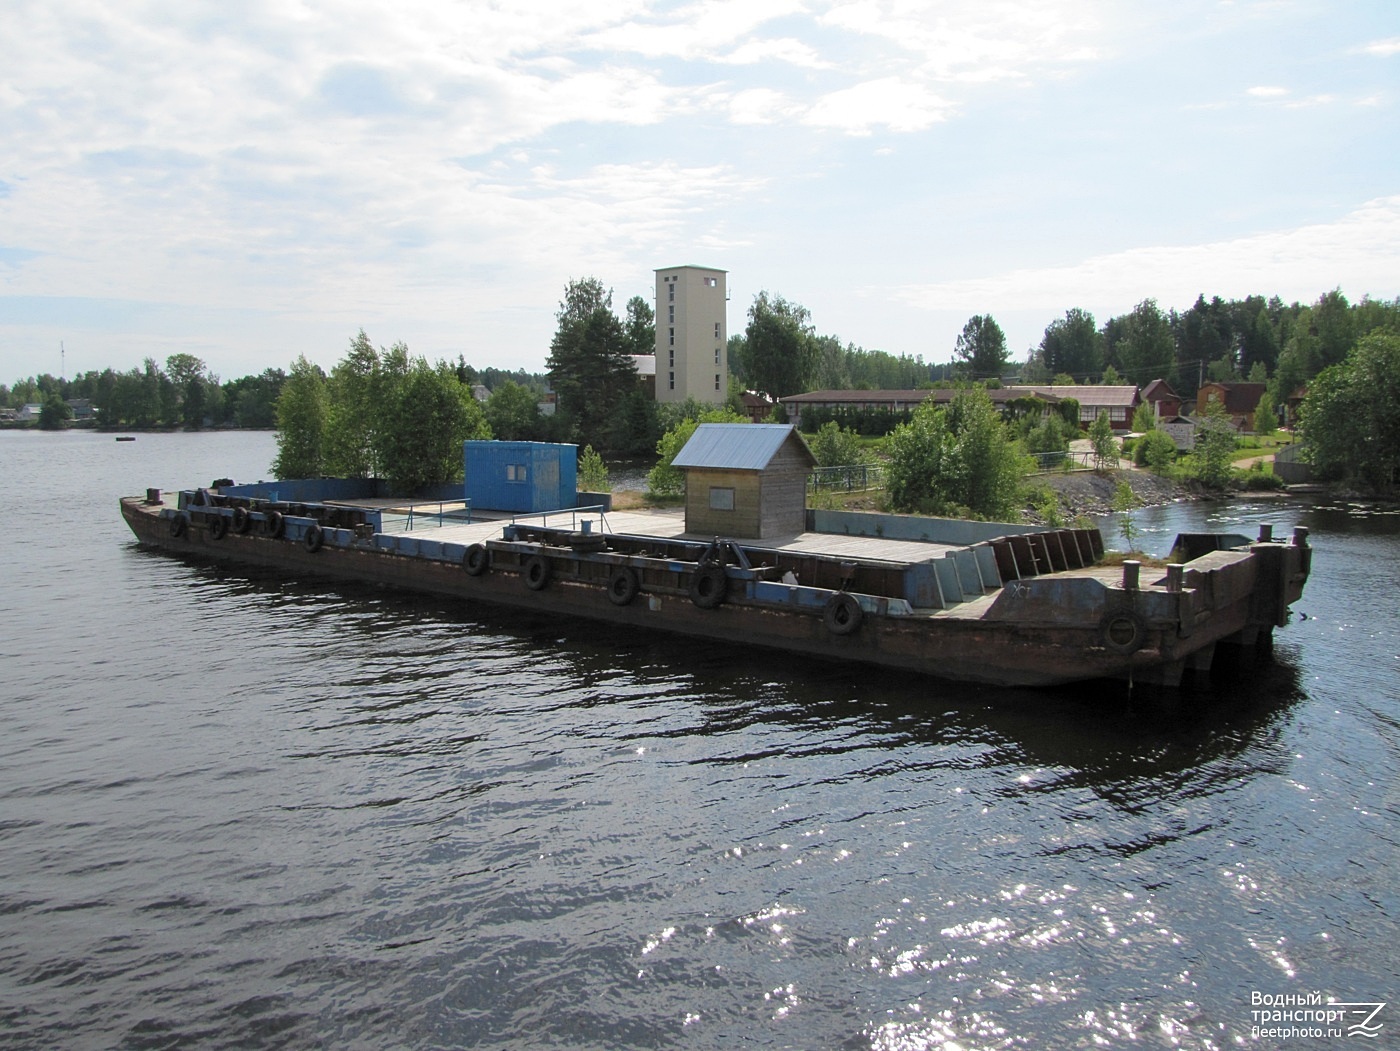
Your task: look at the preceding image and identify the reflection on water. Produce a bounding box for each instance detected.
[1,432,1397,1050]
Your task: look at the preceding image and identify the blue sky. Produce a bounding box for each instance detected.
[2,0,1397,383]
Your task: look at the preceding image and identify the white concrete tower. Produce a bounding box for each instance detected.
[655,265,727,404]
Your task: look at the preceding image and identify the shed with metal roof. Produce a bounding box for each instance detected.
[673,423,816,538]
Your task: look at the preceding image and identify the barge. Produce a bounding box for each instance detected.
[119,479,1311,689]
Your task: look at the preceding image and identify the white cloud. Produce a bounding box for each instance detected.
[818,0,1108,81]
[1246,85,1289,97]
[885,197,1400,316]
[804,77,952,133]
[582,0,807,60]
[1359,36,1400,57]
[726,87,805,125]
[723,37,827,68]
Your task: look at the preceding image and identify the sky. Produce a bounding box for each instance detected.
[2,0,1398,384]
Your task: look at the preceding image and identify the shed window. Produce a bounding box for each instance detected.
[709,487,735,511]
[505,463,527,482]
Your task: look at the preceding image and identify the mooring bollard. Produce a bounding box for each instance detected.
[1292,525,1309,546]
[1258,523,1273,542]
[1166,564,1183,592]
[1122,560,1140,591]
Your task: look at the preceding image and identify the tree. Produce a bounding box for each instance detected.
[612,387,661,457]
[1039,308,1102,381]
[547,278,638,451]
[744,291,816,399]
[165,353,208,430]
[578,445,609,493]
[885,388,1027,520]
[485,380,543,441]
[1087,410,1118,471]
[272,356,328,479]
[375,359,490,493]
[1253,391,1277,436]
[623,295,655,357]
[1173,294,1232,381]
[953,314,1009,380]
[646,406,747,496]
[324,330,382,477]
[809,421,866,468]
[558,275,612,325]
[223,368,285,429]
[38,392,71,430]
[1299,331,1400,491]
[1312,288,1356,370]
[1021,411,1072,457]
[1190,402,1237,488]
[1114,299,1175,386]
[1131,401,1157,434]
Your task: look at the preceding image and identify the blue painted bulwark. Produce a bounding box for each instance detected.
[465,441,579,513]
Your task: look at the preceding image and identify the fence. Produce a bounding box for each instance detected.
[1027,450,1096,474]
[808,464,885,492]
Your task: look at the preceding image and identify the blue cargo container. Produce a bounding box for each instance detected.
[464,441,578,513]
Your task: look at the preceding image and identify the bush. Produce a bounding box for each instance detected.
[1133,429,1178,470]
[885,388,1028,521]
[578,445,609,492]
[809,421,867,468]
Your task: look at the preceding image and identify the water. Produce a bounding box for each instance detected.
[1,430,1397,1050]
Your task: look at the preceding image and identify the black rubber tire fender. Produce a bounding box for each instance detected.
[689,563,727,609]
[607,566,640,606]
[208,514,229,541]
[524,554,551,591]
[265,511,285,539]
[168,513,188,539]
[823,592,863,636]
[232,506,251,534]
[1099,608,1148,655]
[463,543,490,576]
[304,524,324,553]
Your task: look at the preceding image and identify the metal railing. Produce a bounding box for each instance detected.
[808,464,885,492]
[1027,450,1095,474]
[508,504,612,533]
[378,501,474,533]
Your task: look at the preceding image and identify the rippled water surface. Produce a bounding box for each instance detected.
[1,430,1397,1049]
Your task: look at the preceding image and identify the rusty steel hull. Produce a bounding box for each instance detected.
[120,497,1305,689]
